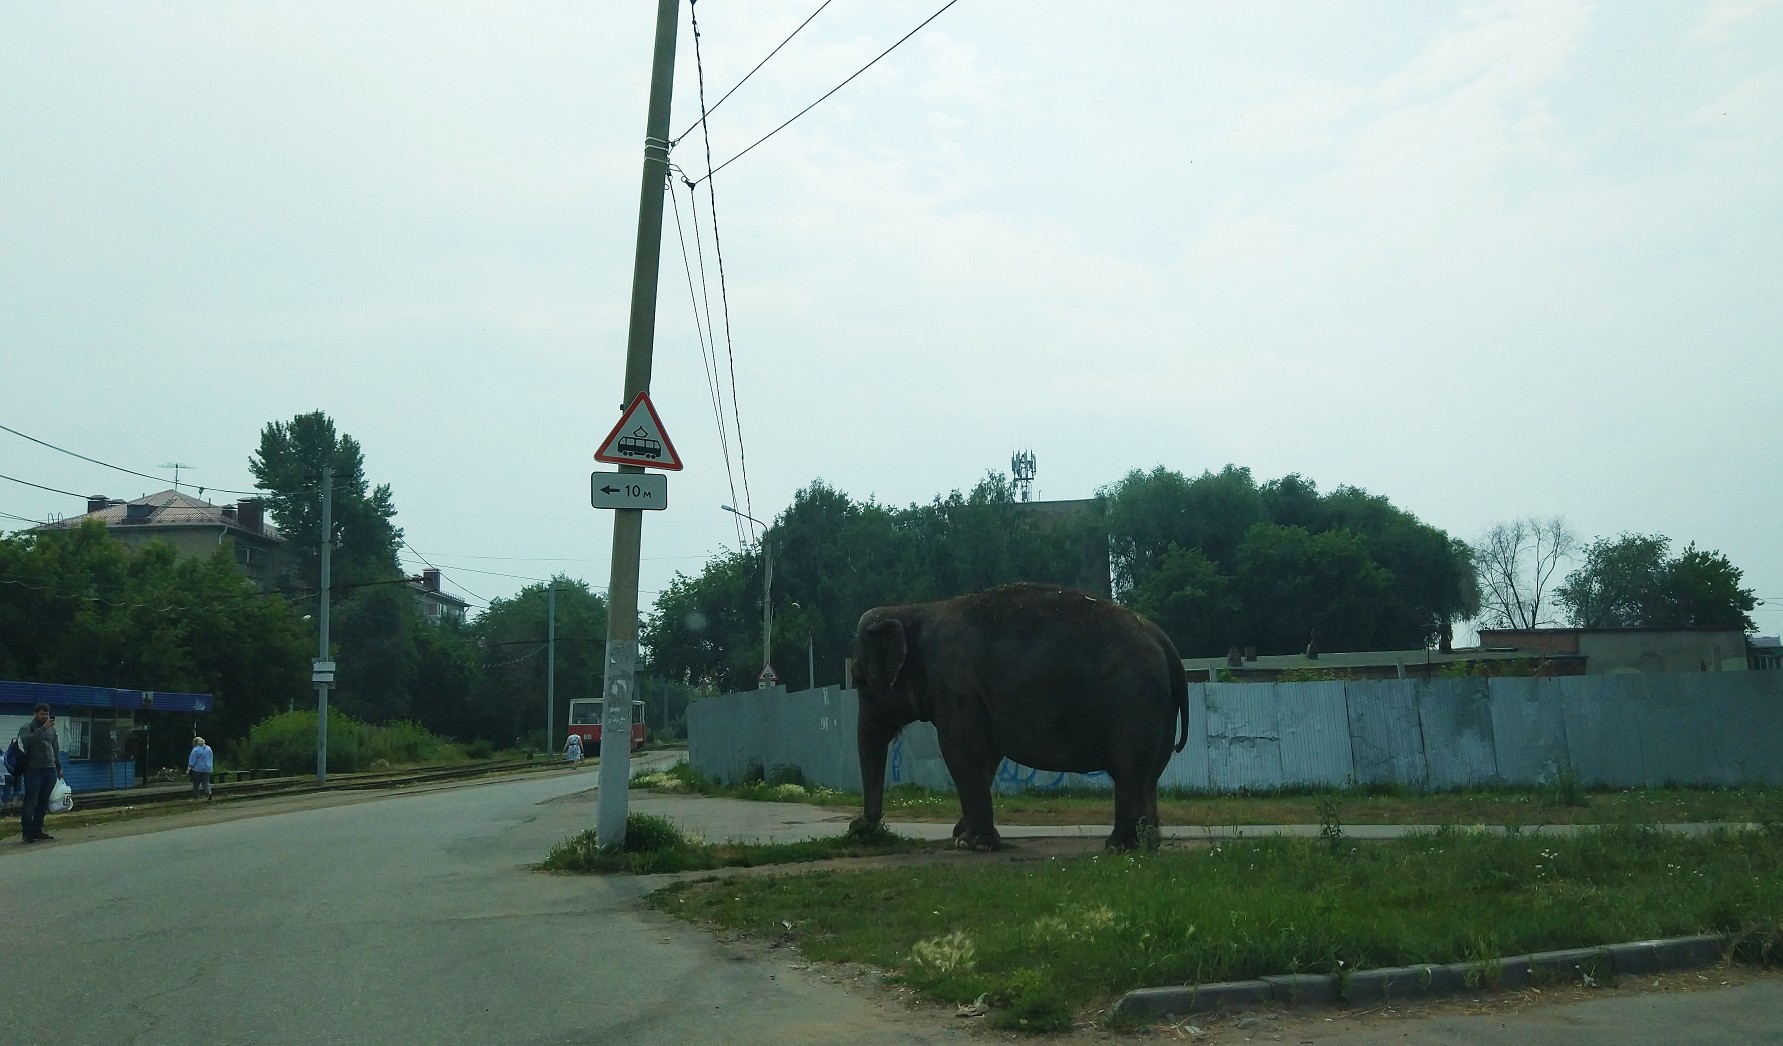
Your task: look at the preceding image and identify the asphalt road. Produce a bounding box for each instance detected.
[0,757,966,1046]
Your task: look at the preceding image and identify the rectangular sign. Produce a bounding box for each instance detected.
[590,471,668,511]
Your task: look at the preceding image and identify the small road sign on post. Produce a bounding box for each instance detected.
[590,472,668,511]
[595,391,683,470]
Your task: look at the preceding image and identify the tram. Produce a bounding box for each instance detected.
[565,697,646,753]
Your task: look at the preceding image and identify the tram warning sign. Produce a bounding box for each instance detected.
[595,392,682,470]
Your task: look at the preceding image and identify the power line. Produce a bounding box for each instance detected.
[668,167,747,550]
[0,509,49,526]
[407,551,710,564]
[402,556,546,585]
[402,540,489,604]
[686,2,758,534]
[0,422,261,497]
[684,0,965,186]
[0,472,86,499]
[669,0,836,147]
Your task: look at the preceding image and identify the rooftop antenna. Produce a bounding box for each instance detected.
[1011,449,1037,503]
[161,462,191,492]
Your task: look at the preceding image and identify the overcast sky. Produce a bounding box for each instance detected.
[3,1,1779,638]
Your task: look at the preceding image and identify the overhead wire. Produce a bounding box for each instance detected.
[402,540,489,604]
[683,0,965,187]
[0,421,261,497]
[685,0,758,541]
[0,472,87,499]
[668,0,836,147]
[668,164,748,550]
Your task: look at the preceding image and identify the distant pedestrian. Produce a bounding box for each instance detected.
[17,704,62,843]
[1,737,22,811]
[564,733,583,766]
[188,736,214,800]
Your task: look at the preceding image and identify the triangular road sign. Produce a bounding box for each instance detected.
[595,392,683,470]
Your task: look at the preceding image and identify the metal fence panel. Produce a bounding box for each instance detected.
[1205,683,1283,791]
[1275,680,1355,788]
[1560,676,1644,787]
[1160,683,1212,791]
[1346,679,1427,786]
[1488,676,1572,785]
[1419,678,1501,788]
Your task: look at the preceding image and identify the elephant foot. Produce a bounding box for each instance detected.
[1106,818,1161,854]
[952,828,1003,852]
[848,815,886,839]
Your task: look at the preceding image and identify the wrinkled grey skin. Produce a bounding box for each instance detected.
[850,583,1188,852]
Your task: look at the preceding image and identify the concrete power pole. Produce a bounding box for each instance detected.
[546,580,556,748]
[596,0,680,849]
[315,464,332,784]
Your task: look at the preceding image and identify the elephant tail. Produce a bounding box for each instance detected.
[1168,647,1189,753]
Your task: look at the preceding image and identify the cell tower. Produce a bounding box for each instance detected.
[1011,449,1037,502]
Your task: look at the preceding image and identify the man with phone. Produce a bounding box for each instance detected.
[17,703,63,843]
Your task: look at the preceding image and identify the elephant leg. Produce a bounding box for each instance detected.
[944,748,1002,851]
[1107,774,1147,851]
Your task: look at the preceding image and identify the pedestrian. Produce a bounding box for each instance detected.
[1,737,22,812]
[17,703,63,843]
[188,736,215,800]
[564,732,583,766]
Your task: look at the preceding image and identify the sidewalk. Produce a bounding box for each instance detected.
[623,792,1763,846]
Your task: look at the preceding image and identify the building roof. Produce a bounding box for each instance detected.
[0,679,212,713]
[44,490,285,542]
[1187,647,1562,673]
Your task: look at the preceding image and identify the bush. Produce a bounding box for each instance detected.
[767,763,805,787]
[236,710,458,774]
[464,738,494,760]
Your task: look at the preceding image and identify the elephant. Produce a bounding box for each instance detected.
[850,582,1188,851]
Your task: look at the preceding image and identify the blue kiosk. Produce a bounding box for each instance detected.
[2,680,213,793]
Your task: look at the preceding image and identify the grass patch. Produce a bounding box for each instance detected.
[541,812,928,874]
[654,824,1783,1031]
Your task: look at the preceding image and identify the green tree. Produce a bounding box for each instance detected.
[643,476,1104,694]
[1558,534,1756,632]
[469,577,608,747]
[0,521,309,757]
[1663,544,1757,631]
[1555,533,1672,627]
[1122,545,1237,658]
[249,411,404,594]
[1233,524,1397,654]
[330,583,423,723]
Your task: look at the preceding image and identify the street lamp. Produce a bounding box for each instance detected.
[721,505,777,688]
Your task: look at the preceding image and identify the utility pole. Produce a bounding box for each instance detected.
[316,464,332,784]
[546,580,556,749]
[596,0,680,849]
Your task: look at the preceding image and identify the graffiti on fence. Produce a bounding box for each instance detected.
[995,759,1109,792]
[888,733,904,785]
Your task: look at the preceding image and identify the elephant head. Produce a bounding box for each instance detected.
[851,607,925,827]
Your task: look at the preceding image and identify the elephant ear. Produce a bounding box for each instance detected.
[860,617,909,691]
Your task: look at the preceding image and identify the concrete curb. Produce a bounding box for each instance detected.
[1114,933,1733,1019]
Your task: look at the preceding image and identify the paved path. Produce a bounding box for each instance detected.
[1,759,967,1046]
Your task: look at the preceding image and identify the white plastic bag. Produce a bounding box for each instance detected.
[48,778,74,814]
